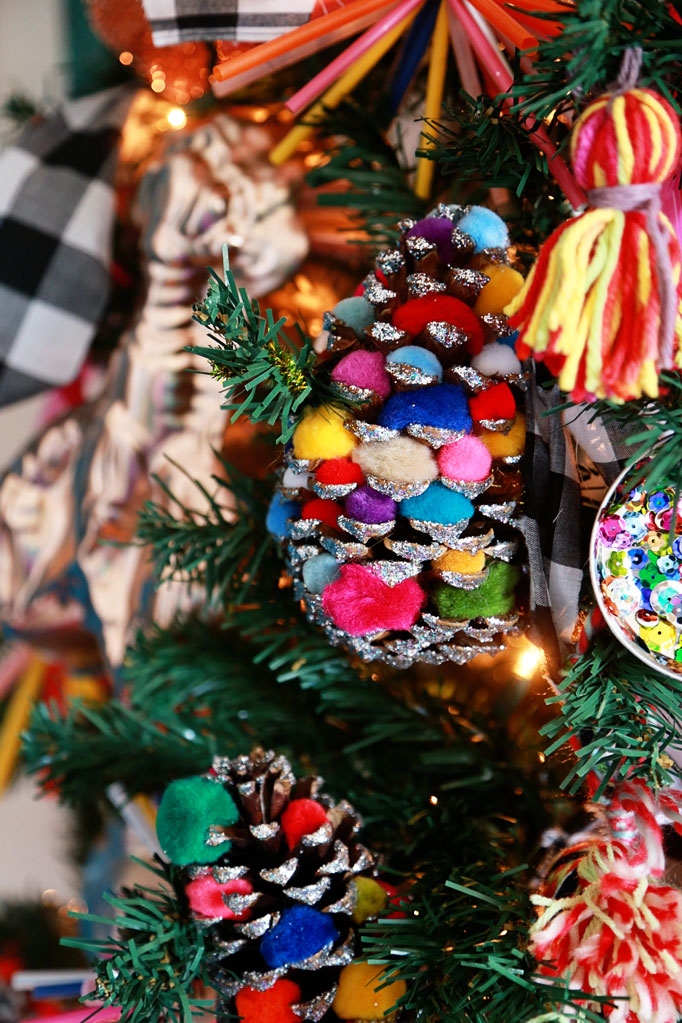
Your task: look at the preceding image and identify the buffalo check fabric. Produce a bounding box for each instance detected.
[519,364,632,666]
[0,85,133,406]
[142,0,347,45]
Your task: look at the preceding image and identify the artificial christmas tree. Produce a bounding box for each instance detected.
[5,4,682,1023]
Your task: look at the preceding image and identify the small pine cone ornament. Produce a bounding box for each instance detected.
[270,204,528,667]
[530,781,682,1023]
[155,749,408,1022]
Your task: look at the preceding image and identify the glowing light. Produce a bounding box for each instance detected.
[252,108,269,123]
[167,107,187,129]
[151,80,165,93]
[429,795,439,806]
[42,889,59,906]
[119,51,133,66]
[515,641,544,679]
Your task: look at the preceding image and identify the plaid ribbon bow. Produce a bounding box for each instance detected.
[0,85,133,406]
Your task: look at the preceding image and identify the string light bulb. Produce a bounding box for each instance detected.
[167,107,187,129]
[514,641,545,680]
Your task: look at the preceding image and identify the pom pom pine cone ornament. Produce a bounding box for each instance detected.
[155,749,409,1022]
[270,205,528,668]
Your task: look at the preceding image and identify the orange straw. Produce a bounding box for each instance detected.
[213,0,400,84]
[466,0,536,50]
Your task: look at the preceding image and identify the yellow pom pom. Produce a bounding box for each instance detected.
[474,264,524,316]
[333,963,406,1021]
[352,877,388,924]
[478,413,526,459]
[292,405,357,460]
[433,549,485,574]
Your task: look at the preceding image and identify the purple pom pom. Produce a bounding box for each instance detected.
[345,486,396,524]
[406,217,454,264]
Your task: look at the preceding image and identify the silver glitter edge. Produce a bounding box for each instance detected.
[407,273,446,297]
[337,515,395,540]
[439,474,493,497]
[435,568,490,590]
[406,423,466,448]
[366,474,431,501]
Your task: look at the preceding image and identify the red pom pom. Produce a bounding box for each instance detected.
[185,875,253,920]
[315,459,364,485]
[322,563,426,635]
[469,382,516,422]
[281,798,329,849]
[392,296,484,354]
[236,979,301,1023]
[377,879,407,919]
[301,499,342,529]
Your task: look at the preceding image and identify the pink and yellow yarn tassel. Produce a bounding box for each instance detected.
[506,80,682,403]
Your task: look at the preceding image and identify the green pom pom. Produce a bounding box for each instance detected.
[433,561,520,619]
[156,776,239,865]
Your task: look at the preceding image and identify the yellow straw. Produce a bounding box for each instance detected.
[0,656,45,793]
[270,7,421,166]
[414,0,449,199]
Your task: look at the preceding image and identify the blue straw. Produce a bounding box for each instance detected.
[389,0,440,112]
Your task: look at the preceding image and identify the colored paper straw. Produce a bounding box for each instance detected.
[286,0,427,115]
[447,3,481,96]
[448,0,586,207]
[389,0,440,111]
[270,6,421,166]
[212,6,385,97]
[414,0,450,199]
[213,0,399,84]
[20,1008,120,1023]
[466,0,536,50]
[0,656,45,793]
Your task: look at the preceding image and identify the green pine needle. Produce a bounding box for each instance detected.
[63,859,210,1023]
[192,263,345,442]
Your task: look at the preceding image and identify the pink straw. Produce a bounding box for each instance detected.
[448,0,586,208]
[446,3,481,96]
[20,1008,121,1023]
[286,0,425,114]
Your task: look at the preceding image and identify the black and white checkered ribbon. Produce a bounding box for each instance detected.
[141,0,326,45]
[519,365,631,665]
[0,85,133,406]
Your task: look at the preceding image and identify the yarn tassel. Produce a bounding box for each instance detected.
[531,782,682,1023]
[507,83,682,404]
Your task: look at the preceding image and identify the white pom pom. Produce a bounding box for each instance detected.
[471,342,521,377]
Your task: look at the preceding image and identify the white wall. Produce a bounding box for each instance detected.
[0,0,67,113]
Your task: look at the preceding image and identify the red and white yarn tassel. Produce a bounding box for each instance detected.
[531,782,682,1023]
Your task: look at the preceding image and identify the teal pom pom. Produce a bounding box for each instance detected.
[386,345,442,381]
[400,482,474,525]
[457,206,509,253]
[260,906,339,968]
[434,561,520,618]
[267,493,300,539]
[332,296,375,336]
[156,776,239,865]
[302,553,341,594]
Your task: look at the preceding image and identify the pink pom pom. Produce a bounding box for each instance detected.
[186,875,253,920]
[438,436,492,482]
[331,351,391,399]
[322,563,425,635]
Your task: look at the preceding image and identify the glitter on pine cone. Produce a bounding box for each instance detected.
[156,749,400,1022]
[270,204,528,668]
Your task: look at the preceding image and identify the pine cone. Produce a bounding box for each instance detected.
[157,749,405,1022]
[273,204,528,668]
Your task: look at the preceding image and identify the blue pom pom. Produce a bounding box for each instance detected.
[400,483,474,525]
[260,906,339,969]
[332,296,375,336]
[302,553,341,594]
[266,493,300,539]
[386,345,442,381]
[457,206,509,253]
[377,384,471,432]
